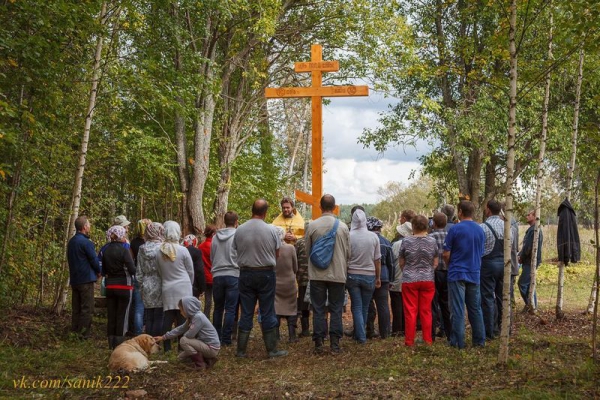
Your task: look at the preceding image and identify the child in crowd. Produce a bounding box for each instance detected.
[155,297,220,369]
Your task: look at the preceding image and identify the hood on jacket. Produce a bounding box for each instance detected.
[215,227,236,242]
[351,209,367,231]
[180,296,202,317]
[558,198,575,215]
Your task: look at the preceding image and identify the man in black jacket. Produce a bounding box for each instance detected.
[518,210,543,310]
[67,216,101,339]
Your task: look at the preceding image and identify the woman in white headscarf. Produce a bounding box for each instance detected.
[157,221,194,352]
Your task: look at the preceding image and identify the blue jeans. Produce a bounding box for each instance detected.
[518,264,538,307]
[310,280,345,341]
[367,282,391,338]
[480,260,504,339]
[448,280,485,349]
[130,279,144,335]
[212,275,239,344]
[346,274,376,343]
[238,269,277,332]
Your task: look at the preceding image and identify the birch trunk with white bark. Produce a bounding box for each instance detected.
[499,0,518,365]
[528,8,553,312]
[556,48,584,319]
[53,2,109,315]
[592,170,600,359]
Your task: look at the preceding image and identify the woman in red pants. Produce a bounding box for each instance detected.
[399,215,439,346]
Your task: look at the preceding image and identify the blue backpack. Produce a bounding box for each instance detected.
[309,218,339,269]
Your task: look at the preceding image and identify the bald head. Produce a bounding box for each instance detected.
[252,199,269,218]
[320,194,336,212]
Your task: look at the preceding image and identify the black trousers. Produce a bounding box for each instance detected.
[71,282,95,338]
[162,309,186,352]
[390,291,405,334]
[435,270,452,340]
[106,288,132,338]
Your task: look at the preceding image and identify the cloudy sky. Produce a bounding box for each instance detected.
[320,93,430,205]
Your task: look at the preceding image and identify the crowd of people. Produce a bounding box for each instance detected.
[66,195,544,368]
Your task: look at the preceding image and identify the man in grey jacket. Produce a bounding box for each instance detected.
[305,194,350,354]
[234,199,287,358]
[210,211,239,346]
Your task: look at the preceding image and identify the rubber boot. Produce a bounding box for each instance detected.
[114,336,125,348]
[190,352,207,369]
[236,329,251,358]
[263,328,288,358]
[299,316,310,338]
[314,337,324,354]
[288,324,298,343]
[330,335,341,354]
[108,335,116,350]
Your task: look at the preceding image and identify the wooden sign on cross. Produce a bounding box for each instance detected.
[265,44,369,219]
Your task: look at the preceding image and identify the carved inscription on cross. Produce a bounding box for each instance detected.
[265,44,369,218]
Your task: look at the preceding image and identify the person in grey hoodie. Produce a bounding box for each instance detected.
[210,211,239,346]
[347,209,381,344]
[156,296,220,369]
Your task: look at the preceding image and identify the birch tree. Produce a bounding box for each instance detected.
[592,170,600,359]
[556,48,584,320]
[53,2,112,314]
[499,0,518,365]
[528,7,553,313]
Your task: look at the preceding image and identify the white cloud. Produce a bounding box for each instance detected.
[323,158,422,204]
[315,92,429,205]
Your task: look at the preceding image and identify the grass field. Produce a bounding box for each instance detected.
[1,228,599,399]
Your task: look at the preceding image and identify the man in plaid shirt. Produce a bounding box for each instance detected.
[429,212,450,340]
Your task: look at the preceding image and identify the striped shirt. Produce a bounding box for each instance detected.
[399,236,438,283]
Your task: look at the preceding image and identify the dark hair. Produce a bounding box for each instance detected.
[412,215,429,233]
[203,224,217,238]
[280,197,294,208]
[74,216,88,232]
[224,211,238,227]
[487,199,502,215]
[401,209,416,222]
[252,199,269,217]
[320,194,336,212]
[441,204,454,220]
[458,200,475,218]
[432,212,447,228]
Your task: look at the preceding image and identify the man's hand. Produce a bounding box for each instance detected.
[153,336,164,343]
[375,278,381,289]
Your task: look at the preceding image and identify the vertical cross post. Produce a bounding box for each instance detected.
[265,44,369,218]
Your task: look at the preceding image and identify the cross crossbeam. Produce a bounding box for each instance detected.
[265,44,369,218]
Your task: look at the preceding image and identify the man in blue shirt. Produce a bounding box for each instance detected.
[443,201,486,349]
[67,216,101,339]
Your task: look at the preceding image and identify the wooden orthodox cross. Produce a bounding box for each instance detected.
[265,44,369,218]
